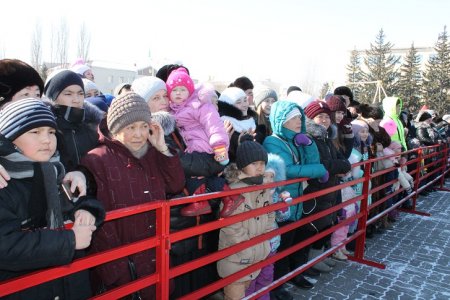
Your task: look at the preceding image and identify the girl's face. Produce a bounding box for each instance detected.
[234,96,249,116]
[148,89,169,113]
[313,113,331,129]
[335,111,345,124]
[55,85,85,108]
[83,69,95,81]
[170,86,190,104]
[242,161,266,177]
[283,115,302,133]
[261,97,276,115]
[11,85,41,101]
[263,171,275,183]
[359,127,369,142]
[13,126,57,162]
[113,121,149,152]
[244,89,253,105]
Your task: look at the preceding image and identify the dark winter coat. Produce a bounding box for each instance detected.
[0,139,105,300]
[304,121,351,232]
[416,122,438,146]
[80,119,184,298]
[218,101,265,162]
[53,101,104,172]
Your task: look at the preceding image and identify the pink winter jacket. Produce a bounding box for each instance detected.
[170,90,229,154]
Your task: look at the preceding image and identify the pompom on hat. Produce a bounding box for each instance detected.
[304,100,331,119]
[166,67,195,97]
[0,98,56,141]
[0,59,44,104]
[107,92,151,135]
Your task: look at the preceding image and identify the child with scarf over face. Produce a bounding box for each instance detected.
[0,98,104,300]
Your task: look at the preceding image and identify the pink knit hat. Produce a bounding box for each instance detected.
[166,67,195,97]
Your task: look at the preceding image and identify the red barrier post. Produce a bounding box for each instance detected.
[156,202,171,299]
[438,143,450,192]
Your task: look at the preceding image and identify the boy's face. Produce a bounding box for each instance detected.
[13,126,57,162]
[170,86,190,104]
[263,171,275,183]
[242,161,266,177]
[56,85,85,108]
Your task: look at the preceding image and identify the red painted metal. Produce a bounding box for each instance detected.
[0,144,449,299]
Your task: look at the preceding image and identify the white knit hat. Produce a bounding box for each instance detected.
[219,87,246,105]
[131,76,166,103]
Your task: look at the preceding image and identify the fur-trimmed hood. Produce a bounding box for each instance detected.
[218,100,257,121]
[224,163,241,184]
[151,111,176,136]
[306,119,337,140]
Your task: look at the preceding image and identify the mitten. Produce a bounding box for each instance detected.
[318,170,329,183]
[279,191,292,203]
[293,133,312,146]
[213,145,229,166]
[339,118,353,135]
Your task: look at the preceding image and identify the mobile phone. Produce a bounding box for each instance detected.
[62,182,79,202]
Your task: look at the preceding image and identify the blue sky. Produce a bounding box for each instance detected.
[1,0,448,93]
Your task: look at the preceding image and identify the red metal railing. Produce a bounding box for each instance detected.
[1,143,449,299]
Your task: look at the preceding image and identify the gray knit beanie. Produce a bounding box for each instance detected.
[131,76,166,103]
[107,92,151,134]
[253,88,278,108]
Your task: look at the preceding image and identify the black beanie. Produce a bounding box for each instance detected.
[236,141,268,169]
[334,86,354,102]
[0,59,44,104]
[0,98,57,141]
[44,70,84,101]
[155,64,190,82]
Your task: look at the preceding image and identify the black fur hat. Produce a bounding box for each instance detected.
[0,59,44,104]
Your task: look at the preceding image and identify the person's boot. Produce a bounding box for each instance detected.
[270,284,293,300]
[332,249,348,261]
[308,248,332,273]
[303,267,321,277]
[180,201,212,216]
[323,255,336,267]
[290,274,314,290]
[219,185,245,218]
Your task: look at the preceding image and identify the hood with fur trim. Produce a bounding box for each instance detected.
[306,119,337,140]
[151,111,176,136]
[218,100,257,121]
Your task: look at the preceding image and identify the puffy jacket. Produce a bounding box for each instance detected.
[263,101,327,221]
[416,122,438,146]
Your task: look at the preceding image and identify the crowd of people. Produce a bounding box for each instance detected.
[0,58,449,300]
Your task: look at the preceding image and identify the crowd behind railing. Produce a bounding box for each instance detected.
[0,59,449,300]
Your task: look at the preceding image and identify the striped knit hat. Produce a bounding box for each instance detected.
[107,92,151,134]
[0,98,56,141]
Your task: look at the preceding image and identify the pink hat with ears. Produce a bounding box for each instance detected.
[380,118,397,136]
[166,67,195,97]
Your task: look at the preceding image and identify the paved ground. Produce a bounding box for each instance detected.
[288,179,450,300]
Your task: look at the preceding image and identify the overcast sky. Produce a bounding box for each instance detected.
[1,0,448,93]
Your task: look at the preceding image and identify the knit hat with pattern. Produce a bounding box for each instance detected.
[326,95,347,112]
[304,100,331,119]
[0,98,56,141]
[107,92,151,134]
[166,67,195,97]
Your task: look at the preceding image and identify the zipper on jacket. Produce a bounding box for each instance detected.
[72,129,81,165]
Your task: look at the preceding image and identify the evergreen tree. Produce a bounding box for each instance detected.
[423,26,450,115]
[364,29,400,103]
[320,82,330,99]
[346,48,366,103]
[397,43,422,112]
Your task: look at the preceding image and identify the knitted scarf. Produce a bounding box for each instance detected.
[0,151,66,229]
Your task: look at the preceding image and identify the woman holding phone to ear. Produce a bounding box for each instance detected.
[81,92,184,299]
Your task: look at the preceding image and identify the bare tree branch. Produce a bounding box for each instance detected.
[30,21,42,70]
[77,22,91,62]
